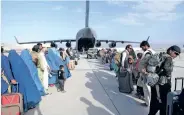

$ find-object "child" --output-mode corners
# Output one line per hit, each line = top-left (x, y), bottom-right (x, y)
(135, 53), (143, 71)
(135, 53), (144, 99)
(57, 65), (66, 93)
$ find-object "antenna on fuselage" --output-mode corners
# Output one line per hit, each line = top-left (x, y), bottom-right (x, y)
(85, 0), (89, 28)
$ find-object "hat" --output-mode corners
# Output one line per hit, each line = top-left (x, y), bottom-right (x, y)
(170, 45), (181, 54)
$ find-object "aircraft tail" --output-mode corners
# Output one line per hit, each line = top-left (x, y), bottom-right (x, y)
(85, 0), (89, 28)
(14, 36), (20, 44)
(146, 36), (150, 42)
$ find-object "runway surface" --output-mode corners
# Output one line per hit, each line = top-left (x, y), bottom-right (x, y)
(25, 54), (184, 115)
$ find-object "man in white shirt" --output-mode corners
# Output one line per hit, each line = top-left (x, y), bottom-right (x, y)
(121, 44), (133, 70)
(138, 41), (156, 106)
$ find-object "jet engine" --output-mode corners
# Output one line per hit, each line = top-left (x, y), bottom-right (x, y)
(66, 42), (71, 48)
(95, 41), (101, 47)
(109, 42), (116, 48)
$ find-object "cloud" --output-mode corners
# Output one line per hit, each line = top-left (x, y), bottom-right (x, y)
(133, 0), (183, 12)
(143, 12), (179, 21)
(107, 0), (124, 5)
(113, 13), (143, 26)
(134, 1), (184, 21)
(107, 0), (137, 7)
(52, 6), (64, 11)
(110, 0), (184, 24)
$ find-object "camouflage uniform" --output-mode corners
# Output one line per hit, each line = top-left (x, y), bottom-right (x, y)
(148, 54), (173, 115)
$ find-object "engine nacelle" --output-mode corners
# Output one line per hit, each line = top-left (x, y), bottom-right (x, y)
(109, 42), (116, 48)
(95, 41), (101, 47)
(66, 42), (71, 48)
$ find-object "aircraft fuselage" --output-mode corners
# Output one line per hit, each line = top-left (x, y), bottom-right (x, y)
(76, 27), (96, 52)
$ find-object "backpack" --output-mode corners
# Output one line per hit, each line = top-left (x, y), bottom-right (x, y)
(138, 50), (153, 73)
(147, 52), (166, 73)
(139, 52), (167, 86)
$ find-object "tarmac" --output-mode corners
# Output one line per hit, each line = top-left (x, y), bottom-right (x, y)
(25, 53), (184, 115)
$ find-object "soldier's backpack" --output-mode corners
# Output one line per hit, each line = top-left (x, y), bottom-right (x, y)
(140, 52), (168, 86)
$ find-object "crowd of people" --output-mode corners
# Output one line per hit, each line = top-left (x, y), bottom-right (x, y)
(98, 41), (183, 115)
(1, 42), (75, 112)
(1, 41), (183, 115)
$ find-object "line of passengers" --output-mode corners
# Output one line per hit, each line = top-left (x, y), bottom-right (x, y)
(98, 41), (181, 115)
(1, 43), (74, 112)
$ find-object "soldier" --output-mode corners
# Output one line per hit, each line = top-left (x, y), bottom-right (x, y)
(148, 45), (181, 115)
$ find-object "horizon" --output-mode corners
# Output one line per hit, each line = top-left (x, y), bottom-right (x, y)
(2, 41), (184, 49)
(1, 1), (184, 45)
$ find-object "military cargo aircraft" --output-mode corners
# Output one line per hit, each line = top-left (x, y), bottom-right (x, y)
(15, 0), (149, 52)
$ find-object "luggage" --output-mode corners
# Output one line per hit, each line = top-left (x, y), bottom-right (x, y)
(118, 70), (134, 93)
(178, 89), (184, 114)
(1, 83), (23, 115)
(166, 77), (184, 115)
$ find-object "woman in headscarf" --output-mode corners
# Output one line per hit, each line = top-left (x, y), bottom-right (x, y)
(39, 47), (50, 91)
(112, 50), (121, 77)
(31, 45), (45, 87)
(20, 49), (46, 96)
(1, 68), (10, 94)
(45, 51), (58, 87)
(8, 50), (41, 112)
(99, 49), (106, 64)
(1, 47), (17, 93)
(129, 48), (137, 61)
(118, 55), (134, 93)
(46, 43), (62, 86)
(60, 51), (71, 78)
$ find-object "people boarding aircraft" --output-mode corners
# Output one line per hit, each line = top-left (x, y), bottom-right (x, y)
(14, 0), (149, 52)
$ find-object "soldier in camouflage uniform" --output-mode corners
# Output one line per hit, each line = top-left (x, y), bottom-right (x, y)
(148, 45), (181, 115)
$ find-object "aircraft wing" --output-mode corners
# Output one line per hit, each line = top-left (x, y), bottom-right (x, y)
(14, 36), (76, 44)
(97, 36), (150, 44)
(97, 40), (141, 44)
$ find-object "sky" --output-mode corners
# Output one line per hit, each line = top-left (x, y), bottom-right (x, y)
(1, 0), (184, 48)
